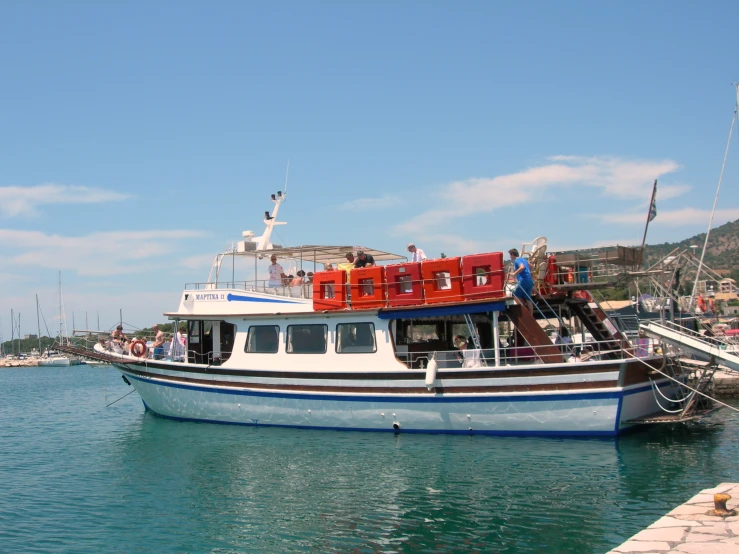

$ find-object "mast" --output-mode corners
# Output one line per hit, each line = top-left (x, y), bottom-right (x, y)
(36, 294), (42, 353)
(689, 84), (739, 311)
(58, 271), (64, 345)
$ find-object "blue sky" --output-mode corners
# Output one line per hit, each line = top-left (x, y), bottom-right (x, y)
(2, 1), (739, 340)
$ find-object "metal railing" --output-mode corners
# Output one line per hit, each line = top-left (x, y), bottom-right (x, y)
(395, 337), (650, 369)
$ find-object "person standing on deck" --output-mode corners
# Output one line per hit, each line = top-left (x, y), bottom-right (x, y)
(354, 250), (375, 267)
(267, 255), (287, 288)
(407, 243), (427, 262)
(152, 324), (165, 360)
(509, 248), (534, 313)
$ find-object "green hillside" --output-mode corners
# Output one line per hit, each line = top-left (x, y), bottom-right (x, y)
(643, 218), (739, 281)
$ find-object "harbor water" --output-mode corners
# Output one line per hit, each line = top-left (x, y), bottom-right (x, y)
(1, 365), (738, 553)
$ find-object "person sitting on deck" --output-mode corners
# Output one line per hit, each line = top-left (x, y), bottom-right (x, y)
(290, 270), (306, 286)
(111, 325), (127, 348)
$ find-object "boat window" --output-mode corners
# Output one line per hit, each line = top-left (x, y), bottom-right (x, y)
(287, 324), (327, 354)
(336, 323), (376, 353)
(409, 324), (440, 342)
(245, 325), (280, 353)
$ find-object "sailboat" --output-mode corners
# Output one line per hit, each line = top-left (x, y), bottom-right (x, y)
(39, 273), (81, 367)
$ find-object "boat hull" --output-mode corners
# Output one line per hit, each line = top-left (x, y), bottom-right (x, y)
(38, 357), (82, 367)
(121, 368), (676, 437)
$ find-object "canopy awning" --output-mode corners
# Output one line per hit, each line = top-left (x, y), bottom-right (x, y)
(226, 244), (407, 266)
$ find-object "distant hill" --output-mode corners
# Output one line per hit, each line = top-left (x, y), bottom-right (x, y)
(643, 218), (739, 281)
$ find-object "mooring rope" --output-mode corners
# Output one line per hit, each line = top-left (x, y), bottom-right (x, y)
(626, 348), (739, 414)
(103, 388), (137, 409)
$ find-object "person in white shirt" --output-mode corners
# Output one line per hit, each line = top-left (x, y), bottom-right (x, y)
(455, 336), (482, 368)
(407, 243), (427, 262)
(268, 255), (286, 287)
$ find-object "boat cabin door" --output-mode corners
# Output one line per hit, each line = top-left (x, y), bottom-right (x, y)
(187, 320), (236, 365)
(187, 321), (212, 364)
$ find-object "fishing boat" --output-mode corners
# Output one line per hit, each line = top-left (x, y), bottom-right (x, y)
(59, 187), (708, 437)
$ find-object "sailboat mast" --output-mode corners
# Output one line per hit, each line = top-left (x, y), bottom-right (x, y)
(36, 294), (42, 353)
(689, 84), (739, 309)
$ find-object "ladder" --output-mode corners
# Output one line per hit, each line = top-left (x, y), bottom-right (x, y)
(463, 313), (487, 366)
(566, 300), (624, 359)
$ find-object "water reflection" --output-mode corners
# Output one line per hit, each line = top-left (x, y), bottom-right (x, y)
(2, 366), (738, 554)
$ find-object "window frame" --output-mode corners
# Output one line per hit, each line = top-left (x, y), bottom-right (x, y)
(244, 325), (280, 354)
(286, 324), (328, 354)
(335, 322), (377, 354)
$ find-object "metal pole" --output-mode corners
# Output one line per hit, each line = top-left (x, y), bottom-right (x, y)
(689, 90), (737, 311)
(36, 294), (42, 354)
(493, 311), (500, 367)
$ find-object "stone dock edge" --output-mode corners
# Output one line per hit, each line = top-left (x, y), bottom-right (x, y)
(608, 482), (739, 553)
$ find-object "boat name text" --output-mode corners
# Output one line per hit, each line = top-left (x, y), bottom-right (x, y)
(194, 293), (225, 301)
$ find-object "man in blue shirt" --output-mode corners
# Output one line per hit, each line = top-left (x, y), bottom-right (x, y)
(509, 248), (534, 312)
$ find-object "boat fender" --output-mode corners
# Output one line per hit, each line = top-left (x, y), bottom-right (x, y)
(121, 375), (131, 386)
(130, 339), (148, 358)
(425, 354), (438, 389)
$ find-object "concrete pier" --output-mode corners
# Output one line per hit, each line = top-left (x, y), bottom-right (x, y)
(0, 358), (40, 368)
(714, 369), (739, 396)
(609, 483), (739, 553)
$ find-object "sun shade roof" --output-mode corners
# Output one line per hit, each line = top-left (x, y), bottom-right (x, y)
(232, 244), (407, 265)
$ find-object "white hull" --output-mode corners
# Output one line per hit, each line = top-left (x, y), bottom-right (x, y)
(121, 368), (676, 437)
(38, 356), (82, 367)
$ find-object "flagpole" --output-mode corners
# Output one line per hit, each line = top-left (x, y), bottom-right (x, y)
(640, 179), (658, 249)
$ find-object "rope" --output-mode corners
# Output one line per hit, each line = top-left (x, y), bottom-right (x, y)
(103, 388), (137, 409)
(625, 348), (739, 414)
(649, 381), (686, 413)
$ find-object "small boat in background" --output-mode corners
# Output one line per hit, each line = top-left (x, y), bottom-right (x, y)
(38, 350), (81, 367)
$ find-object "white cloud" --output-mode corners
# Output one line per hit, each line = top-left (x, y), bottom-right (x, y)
(395, 155), (682, 236)
(0, 228), (209, 276)
(0, 184), (129, 217)
(602, 208), (739, 226)
(179, 254), (218, 270)
(338, 195), (400, 211)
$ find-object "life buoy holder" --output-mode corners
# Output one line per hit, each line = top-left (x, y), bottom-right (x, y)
(130, 339), (148, 358)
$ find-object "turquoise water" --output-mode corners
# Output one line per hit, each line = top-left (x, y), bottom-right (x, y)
(1, 366), (738, 553)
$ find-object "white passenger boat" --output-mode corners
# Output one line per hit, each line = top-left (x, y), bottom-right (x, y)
(64, 190), (698, 437)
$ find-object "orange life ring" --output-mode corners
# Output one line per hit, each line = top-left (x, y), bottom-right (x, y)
(130, 339), (148, 358)
(697, 295), (707, 312)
